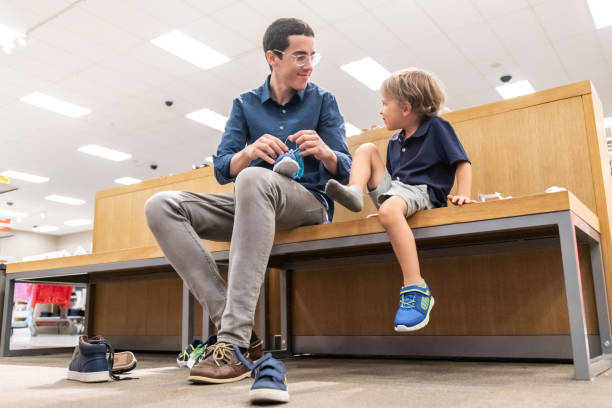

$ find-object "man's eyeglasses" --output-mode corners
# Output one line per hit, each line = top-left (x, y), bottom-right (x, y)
(273, 49), (322, 67)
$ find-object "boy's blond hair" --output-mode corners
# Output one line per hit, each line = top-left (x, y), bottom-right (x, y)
(381, 68), (445, 117)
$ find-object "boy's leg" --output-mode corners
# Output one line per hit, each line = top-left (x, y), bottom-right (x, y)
(145, 191), (235, 329)
(378, 195), (434, 331)
(325, 142), (386, 212)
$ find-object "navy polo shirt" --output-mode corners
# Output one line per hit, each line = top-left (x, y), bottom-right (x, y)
(386, 115), (469, 208)
(213, 76), (352, 220)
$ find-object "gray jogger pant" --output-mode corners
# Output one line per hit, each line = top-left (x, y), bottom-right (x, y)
(144, 167), (327, 348)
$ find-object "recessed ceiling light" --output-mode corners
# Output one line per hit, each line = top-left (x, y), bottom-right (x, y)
(340, 57), (391, 91)
(64, 219), (92, 227)
(32, 225), (58, 233)
(151, 30), (230, 70)
(0, 23), (26, 54)
(45, 195), (85, 206)
(20, 92), (90, 118)
(0, 170), (49, 183)
(186, 108), (228, 131)
(345, 123), (362, 137)
(587, 0), (612, 29)
(495, 80), (535, 99)
(604, 117), (612, 129)
(78, 144), (132, 161)
(114, 177), (142, 185)
(0, 209), (28, 218)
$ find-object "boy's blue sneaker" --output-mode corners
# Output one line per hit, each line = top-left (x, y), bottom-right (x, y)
(273, 148), (304, 180)
(394, 281), (435, 332)
(234, 346), (289, 404)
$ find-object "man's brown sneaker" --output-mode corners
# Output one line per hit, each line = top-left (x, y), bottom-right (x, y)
(248, 338), (263, 361)
(188, 342), (252, 384)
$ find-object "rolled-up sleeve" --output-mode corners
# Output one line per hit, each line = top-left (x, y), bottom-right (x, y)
(318, 93), (352, 184)
(213, 98), (248, 184)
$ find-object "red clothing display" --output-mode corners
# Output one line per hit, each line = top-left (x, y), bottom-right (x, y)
(13, 283), (73, 309)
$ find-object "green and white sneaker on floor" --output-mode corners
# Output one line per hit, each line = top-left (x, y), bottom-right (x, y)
(177, 339), (204, 368)
(187, 335), (218, 369)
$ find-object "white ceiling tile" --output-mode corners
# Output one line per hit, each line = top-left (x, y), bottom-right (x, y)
(532, 0), (596, 41)
(209, 2), (270, 43)
(416, 0), (484, 31)
(300, 0), (366, 23)
(334, 11), (406, 58)
(471, 0), (530, 19)
(181, 0), (241, 15)
(565, 61), (612, 89)
(554, 31), (606, 71)
(182, 15), (259, 58)
(313, 26), (368, 67)
(129, 0), (203, 25)
(242, 0), (329, 32)
(489, 8), (549, 53)
(371, 0), (442, 43)
(599, 26), (612, 61)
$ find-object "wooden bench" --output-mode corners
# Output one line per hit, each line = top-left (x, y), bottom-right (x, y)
(2, 191), (611, 379)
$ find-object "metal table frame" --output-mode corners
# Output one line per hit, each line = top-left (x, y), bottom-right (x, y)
(2, 209), (611, 379)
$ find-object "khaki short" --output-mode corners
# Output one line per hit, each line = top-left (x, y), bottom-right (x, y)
(367, 171), (433, 217)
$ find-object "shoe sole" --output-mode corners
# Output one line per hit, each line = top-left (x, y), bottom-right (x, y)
(67, 370), (109, 383)
(113, 360), (137, 374)
(325, 179), (362, 212)
(112, 351), (137, 374)
(187, 371), (251, 384)
(250, 389), (290, 403)
(273, 157), (299, 178)
(394, 297), (435, 332)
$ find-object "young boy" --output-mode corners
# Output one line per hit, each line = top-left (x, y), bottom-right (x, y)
(325, 68), (475, 331)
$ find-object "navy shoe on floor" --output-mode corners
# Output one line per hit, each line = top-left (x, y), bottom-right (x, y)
(234, 346), (289, 404)
(67, 336), (124, 382)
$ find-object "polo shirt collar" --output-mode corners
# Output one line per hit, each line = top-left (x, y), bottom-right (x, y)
(259, 75), (305, 104)
(392, 116), (434, 142)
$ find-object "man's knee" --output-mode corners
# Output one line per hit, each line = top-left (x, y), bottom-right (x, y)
(144, 191), (179, 226)
(234, 167), (276, 197)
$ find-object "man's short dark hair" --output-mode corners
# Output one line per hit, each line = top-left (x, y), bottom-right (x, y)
(263, 18), (314, 56)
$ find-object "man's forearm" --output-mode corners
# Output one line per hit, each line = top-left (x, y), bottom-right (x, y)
(455, 162), (472, 197)
(229, 148), (252, 178)
(320, 150), (338, 176)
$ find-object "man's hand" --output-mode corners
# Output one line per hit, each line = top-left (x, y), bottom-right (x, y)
(288, 130), (334, 162)
(447, 194), (477, 206)
(245, 134), (288, 165)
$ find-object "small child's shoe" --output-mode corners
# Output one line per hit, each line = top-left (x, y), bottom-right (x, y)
(233, 346), (290, 403)
(394, 281), (435, 332)
(273, 149), (304, 180)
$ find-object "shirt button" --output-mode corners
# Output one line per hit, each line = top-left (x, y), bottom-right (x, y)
(402, 148), (406, 152)
(282, 109), (286, 114)
(280, 125), (284, 130)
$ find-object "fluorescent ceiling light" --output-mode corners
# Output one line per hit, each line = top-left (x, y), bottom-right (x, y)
(1, 170), (49, 183)
(587, 0), (612, 29)
(45, 195), (85, 206)
(0, 23), (26, 54)
(604, 117), (612, 129)
(20, 92), (90, 118)
(0, 209), (28, 218)
(114, 177), (142, 185)
(204, 156), (213, 164)
(340, 57), (391, 91)
(345, 123), (362, 137)
(64, 219), (92, 227)
(32, 225), (58, 233)
(495, 80), (535, 99)
(151, 30), (230, 70)
(78, 144), (132, 161)
(186, 108), (228, 131)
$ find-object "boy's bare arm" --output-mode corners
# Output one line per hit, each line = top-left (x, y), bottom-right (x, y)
(448, 161), (477, 206)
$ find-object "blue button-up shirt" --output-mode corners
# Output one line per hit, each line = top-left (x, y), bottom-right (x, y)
(213, 76), (352, 220)
(386, 115), (469, 208)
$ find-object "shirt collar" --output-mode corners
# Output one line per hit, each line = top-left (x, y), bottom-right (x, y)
(259, 75), (305, 104)
(391, 116), (434, 142)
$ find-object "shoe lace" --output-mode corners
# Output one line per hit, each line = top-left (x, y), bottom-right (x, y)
(208, 342), (238, 367)
(400, 292), (417, 309)
(89, 337), (136, 381)
(233, 346), (285, 383)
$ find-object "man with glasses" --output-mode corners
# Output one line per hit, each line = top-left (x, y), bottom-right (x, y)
(145, 18), (351, 384)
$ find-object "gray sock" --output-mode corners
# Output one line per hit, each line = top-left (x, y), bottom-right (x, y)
(325, 179), (363, 212)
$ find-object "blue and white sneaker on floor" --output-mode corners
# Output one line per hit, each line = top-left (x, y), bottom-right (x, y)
(394, 281), (435, 332)
(67, 336), (115, 382)
(234, 346), (289, 404)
